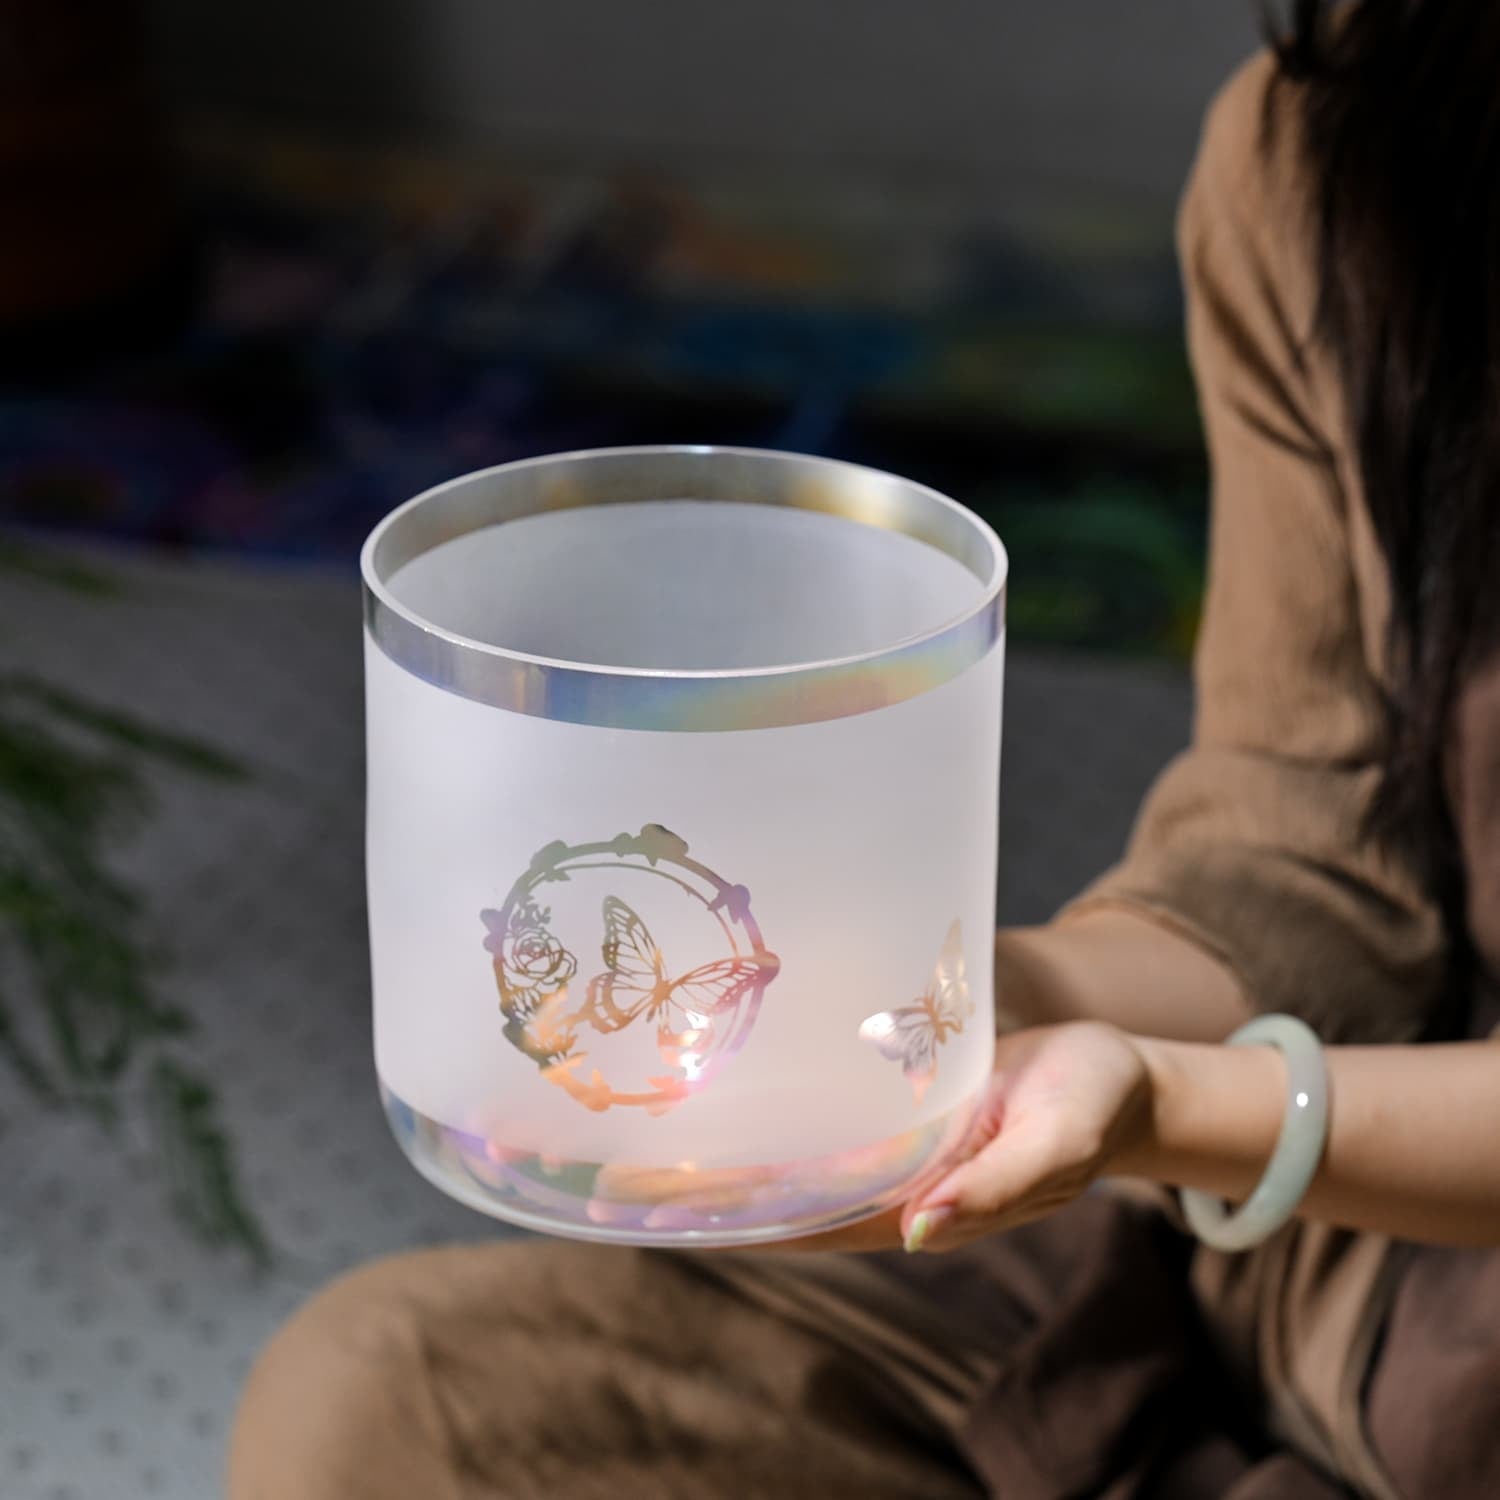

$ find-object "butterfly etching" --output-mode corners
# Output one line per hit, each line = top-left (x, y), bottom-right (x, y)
(858, 920), (971, 1104)
(580, 896), (780, 1083)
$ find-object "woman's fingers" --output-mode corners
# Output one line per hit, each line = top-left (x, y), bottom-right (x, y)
(902, 1114), (1105, 1251)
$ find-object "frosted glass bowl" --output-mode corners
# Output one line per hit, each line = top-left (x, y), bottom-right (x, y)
(361, 446), (1007, 1246)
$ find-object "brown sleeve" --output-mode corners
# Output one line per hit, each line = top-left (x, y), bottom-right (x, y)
(1062, 56), (1445, 1045)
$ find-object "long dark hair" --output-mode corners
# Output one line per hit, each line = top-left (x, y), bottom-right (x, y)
(1267, 2), (1500, 944)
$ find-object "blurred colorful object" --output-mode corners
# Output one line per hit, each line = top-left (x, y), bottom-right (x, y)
(984, 487), (1205, 660)
(0, 127), (1206, 657)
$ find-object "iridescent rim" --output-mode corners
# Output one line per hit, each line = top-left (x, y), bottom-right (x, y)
(361, 446), (1006, 731)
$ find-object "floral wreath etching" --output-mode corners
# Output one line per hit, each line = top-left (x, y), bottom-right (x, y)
(480, 824), (781, 1115)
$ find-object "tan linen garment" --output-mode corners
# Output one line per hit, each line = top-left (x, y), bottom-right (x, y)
(1065, 48), (1500, 1500)
(231, 52), (1500, 1500)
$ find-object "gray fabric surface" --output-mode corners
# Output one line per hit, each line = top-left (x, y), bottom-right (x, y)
(0, 543), (1190, 1499)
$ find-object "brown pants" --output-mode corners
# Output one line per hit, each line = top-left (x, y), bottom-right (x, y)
(228, 1239), (997, 1500)
(228, 1199), (1349, 1499)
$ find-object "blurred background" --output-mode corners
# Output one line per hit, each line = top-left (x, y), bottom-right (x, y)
(3, 0), (1261, 651)
(0, 3), (1257, 1496)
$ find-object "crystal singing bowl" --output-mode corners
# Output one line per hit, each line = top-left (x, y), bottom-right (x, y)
(361, 446), (1007, 1246)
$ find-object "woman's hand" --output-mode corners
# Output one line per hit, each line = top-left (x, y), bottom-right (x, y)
(742, 1021), (1156, 1256)
(579, 1023), (1154, 1256)
(899, 1021), (1154, 1253)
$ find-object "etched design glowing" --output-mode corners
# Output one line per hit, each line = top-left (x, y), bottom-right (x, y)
(858, 920), (971, 1104)
(482, 825), (780, 1115)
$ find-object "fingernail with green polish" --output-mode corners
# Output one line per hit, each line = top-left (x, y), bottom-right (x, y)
(904, 1209), (946, 1253)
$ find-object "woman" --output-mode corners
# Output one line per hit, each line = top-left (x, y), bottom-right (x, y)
(231, 5), (1500, 1496)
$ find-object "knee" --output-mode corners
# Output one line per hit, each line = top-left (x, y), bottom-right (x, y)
(227, 1251), (453, 1500)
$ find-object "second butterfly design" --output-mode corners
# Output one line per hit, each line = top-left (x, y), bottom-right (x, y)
(858, 920), (971, 1103)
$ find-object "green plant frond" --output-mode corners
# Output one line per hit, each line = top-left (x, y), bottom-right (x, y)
(0, 713), (147, 842)
(148, 1059), (270, 1269)
(1, 869), (185, 1085)
(0, 538), (122, 597)
(3, 677), (250, 782)
(0, 982), (62, 1102)
(0, 624), (267, 1260)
